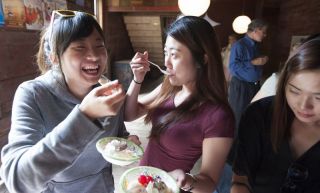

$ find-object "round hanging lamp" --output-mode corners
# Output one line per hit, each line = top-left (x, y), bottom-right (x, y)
(178, 0), (211, 16)
(232, 15), (251, 34)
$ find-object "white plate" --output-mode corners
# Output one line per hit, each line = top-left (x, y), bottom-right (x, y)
(96, 137), (143, 166)
(119, 166), (180, 193)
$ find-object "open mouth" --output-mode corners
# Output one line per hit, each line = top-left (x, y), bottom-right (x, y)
(82, 65), (99, 75)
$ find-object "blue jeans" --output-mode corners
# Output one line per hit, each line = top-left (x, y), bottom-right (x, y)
(215, 164), (232, 193)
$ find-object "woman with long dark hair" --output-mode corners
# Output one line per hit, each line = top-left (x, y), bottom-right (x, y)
(125, 16), (235, 192)
(231, 36), (320, 193)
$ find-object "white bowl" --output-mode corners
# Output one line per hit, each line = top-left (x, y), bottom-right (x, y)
(119, 166), (180, 193)
(96, 137), (143, 166)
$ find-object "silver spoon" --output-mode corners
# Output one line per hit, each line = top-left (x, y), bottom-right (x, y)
(148, 60), (170, 75)
(98, 74), (111, 85)
(98, 75), (120, 94)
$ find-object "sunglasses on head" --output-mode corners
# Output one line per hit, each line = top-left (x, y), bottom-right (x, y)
(48, 10), (96, 45)
(280, 163), (308, 193)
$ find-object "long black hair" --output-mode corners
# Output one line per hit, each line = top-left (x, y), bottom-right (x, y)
(271, 36), (320, 151)
(146, 16), (234, 139)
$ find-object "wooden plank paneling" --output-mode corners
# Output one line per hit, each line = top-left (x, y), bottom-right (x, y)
(124, 15), (164, 70)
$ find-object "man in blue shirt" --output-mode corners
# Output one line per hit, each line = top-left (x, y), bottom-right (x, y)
(228, 19), (268, 128)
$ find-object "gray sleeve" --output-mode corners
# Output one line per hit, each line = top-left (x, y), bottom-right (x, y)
(0, 85), (104, 193)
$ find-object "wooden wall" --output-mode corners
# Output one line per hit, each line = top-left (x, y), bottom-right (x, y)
(0, 29), (39, 149)
(104, 12), (134, 72)
(273, 0), (320, 70)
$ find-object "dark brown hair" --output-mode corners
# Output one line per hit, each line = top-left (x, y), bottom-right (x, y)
(271, 37), (320, 151)
(145, 16), (234, 139)
(36, 11), (106, 74)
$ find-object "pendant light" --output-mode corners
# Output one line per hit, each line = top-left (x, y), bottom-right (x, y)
(178, 0), (211, 16)
(232, 0), (251, 34)
(232, 15), (251, 34)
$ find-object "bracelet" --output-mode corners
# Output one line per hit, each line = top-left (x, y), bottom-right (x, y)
(231, 181), (253, 193)
(181, 173), (197, 192)
(133, 79), (142, 84)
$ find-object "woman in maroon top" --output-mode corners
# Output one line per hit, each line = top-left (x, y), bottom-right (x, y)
(125, 16), (235, 193)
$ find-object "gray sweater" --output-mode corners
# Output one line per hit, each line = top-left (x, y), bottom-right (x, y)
(0, 70), (129, 193)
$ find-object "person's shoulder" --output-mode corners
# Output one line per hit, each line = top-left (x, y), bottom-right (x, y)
(201, 102), (233, 119)
(200, 102), (235, 135)
(19, 75), (46, 88)
(247, 96), (274, 115)
(239, 97), (273, 135)
(13, 75), (51, 104)
(250, 95), (273, 107)
(18, 74), (49, 95)
(232, 37), (247, 49)
(201, 101), (225, 111)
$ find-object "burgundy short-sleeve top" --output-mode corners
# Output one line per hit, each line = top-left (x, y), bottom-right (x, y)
(140, 97), (234, 172)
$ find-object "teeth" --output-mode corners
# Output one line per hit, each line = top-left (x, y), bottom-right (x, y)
(83, 66), (98, 70)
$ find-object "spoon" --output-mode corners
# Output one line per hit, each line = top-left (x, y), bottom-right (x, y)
(98, 75), (121, 94)
(148, 60), (170, 75)
(98, 74), (111, 85)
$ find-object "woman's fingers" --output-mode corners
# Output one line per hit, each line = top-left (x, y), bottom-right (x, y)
(79, 80), (127, 119)
(129, 52), (150, 83)
(130, 52), (149, 67)
(127, 135), (142, 146)
(96, 80), (123, 96)
(97, 82), (126, 106)
(102, 90), (126, 105)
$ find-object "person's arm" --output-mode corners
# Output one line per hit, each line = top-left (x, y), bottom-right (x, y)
(229, 43), (252, 76)
(170, 137), (233, 193)
(197, 137), (233, 192)
(170, 107), (234, 193)
(0, 85), (105, 193)
(229, 42), (263, 81)
(251, 56), (268, 66)
(1, 80), (127, 193)
(125, 80), (162, 122)
(230, 174), (252, 193)
(125, 51), (161, 121)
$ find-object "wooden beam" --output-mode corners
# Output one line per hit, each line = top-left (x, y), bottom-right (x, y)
(94, 0), (104, 29)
